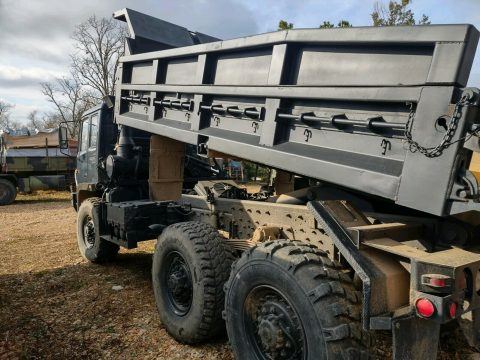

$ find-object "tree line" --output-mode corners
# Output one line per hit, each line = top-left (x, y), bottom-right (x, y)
(279, 0), (429, 29)
(0, 0), (429, 136)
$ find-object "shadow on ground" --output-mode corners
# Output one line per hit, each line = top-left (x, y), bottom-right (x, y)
(0, 251), (232, 359)
(0, 251), (153, 358)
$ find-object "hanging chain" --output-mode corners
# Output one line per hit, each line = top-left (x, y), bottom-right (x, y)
(404, 96), (469, 158)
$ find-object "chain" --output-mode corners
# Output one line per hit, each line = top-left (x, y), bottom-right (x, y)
(404, 98), (468, 158)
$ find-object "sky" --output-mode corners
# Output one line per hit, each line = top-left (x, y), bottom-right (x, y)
(1, 0), (480, 124)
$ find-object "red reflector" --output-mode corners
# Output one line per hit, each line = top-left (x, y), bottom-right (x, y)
(449, 302), (457, 318)
(416, 298), (435, 318)
(421, 274), (450, 288)
(429, 277), (446, 287)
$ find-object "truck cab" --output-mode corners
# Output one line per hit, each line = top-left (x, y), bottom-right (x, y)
(70, 97), (223, 210)
(72, 98), (150, 209)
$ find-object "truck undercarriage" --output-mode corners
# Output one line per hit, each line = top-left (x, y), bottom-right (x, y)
(64, 8), (480, 359)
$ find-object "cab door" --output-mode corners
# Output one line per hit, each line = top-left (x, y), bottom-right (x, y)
(76, 117), (90, 184)
(86, 113), (99, 184)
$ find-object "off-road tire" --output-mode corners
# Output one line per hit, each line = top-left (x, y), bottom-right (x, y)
(152, 221), (234, 344)
(224, 239), (373, 359)
(0, 179), (16, 206)
(77, 197), (119, 262)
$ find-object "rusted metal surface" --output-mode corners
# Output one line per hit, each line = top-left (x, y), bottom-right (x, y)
(363, 237), (480, 267)
(349, 222), (423, 245)
(182, 194), (335, 256)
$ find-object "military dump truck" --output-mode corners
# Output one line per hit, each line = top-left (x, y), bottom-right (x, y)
(0, 129), (76, 205)
(61, 8), (480, 359)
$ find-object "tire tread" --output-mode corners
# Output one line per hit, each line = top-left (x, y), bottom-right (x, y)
(225, 239), (375, 359)
(154, 221), (234, 343)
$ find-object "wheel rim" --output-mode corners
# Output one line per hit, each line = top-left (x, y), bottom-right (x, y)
(164, 251), (193, 316)
(82, 215), (96, 249)
(244, 286), (306, 360)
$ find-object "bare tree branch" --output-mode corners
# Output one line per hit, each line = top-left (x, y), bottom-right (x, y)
(0, 100), (15, 130)
(70, 16), (126, 97)
(40, 15), (125, 138)
(41, 77), (95, 138)
(27, 110), (41, 130)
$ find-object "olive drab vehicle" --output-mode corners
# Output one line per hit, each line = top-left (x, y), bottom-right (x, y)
(60, 8), (480, 359)
(0, 129), (76, 205)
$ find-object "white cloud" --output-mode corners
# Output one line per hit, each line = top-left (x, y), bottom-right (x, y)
(0, 65), (65, 86)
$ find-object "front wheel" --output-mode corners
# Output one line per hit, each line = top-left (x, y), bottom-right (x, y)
(77, 198), (119, 262)
(224, 240), (373, 359)
(0, 179), (16, 206)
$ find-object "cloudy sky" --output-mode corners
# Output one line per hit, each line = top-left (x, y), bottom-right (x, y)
(1, 0), (480, 124)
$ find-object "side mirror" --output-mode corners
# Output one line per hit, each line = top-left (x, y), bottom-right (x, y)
(58, 124), (69, 150)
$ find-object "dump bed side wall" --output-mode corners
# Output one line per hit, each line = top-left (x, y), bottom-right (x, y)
(114, 25), (480, 216)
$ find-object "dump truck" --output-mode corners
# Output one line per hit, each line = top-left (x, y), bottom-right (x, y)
(0, 129), (76, 205)
(60, 8), (480, 359)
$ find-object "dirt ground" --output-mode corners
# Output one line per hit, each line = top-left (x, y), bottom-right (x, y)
(0, 191), (478, 359)
(0, 192), (232, 359)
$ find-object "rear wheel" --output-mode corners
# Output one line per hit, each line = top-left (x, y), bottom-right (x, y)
(225, 239), (373, 359)
(0, 179), (16, 206)
(152, 221), (234, 344)
(77, 197), (119, 262)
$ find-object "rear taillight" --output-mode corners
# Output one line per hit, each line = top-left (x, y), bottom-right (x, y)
(416, 298), (435, 318)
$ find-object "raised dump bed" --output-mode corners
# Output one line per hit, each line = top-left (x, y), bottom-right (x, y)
(114, 16), (480, 217)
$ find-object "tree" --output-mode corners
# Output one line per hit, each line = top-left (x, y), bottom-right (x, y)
(41, 15), (126, 138)
(319, 21), (334, 29)
(337, 20), (353, 28)
(278, 20), (294, 30)
(0, 100), (16, 130)
(27, 110), (59, 131)
(27, 110), (41, 130)
(41, 77), (95, 138)
(320, 20), (352, 29)
(371, 0), (430, 26)
(41, 112), (65, 131)
(70, 15), (127, 98)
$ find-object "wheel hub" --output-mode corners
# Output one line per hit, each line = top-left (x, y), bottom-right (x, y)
(83, 217), (96, 249)
(167, 260), (191, 304)
(245, 288), (305, 360)
(257, 313), (286, 351)
(165, 253), (192, 315)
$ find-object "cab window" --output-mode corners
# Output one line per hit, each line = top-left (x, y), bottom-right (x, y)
(89, 114), (99, 149)
(80, 118), (89, 152)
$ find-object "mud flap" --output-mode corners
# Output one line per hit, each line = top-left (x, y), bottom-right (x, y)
(393, 315), (440, 360)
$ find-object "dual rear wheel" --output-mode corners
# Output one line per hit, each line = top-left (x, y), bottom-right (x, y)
(152, 224), (371, 359)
